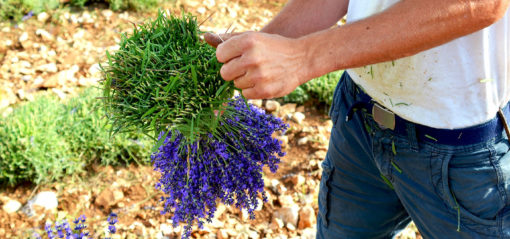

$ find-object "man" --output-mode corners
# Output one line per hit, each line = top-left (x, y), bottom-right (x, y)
(205, 0), (510, 238)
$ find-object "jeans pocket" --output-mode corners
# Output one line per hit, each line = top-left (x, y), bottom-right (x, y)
(319, 157), (335, 227)
(328, 74), (345, 125)
(439, 144), (507, 227)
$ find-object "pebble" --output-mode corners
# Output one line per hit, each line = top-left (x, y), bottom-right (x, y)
(19, 32), (31, 49)
(298, 206), (316, 229)
(297, 137), (308, 146)
(204, 0), (215, 8)
(276, 135), (288, 148)
(265, 100), (280, 112)
(197, 7), (207, 14)
(279, 103), (296, 116)
(291, 112), (306, 124)
(290, 175), (305, 188)
(273, 205), (299, 227)
(270, 217), (284, 229)
(217, 229), (228, 239)
(22, 191), (58, 216)
(286, 223), (296, 231)
(37, 12), (50, 22)
(102, 10), (114, 20)
(301, 227), (317, 239)
(248, 99), (262, 108)
(95, 188), (124, 209)
(159, 223), (172, 235)
(278, 195), (294, 207)
(2, 199), (22, 213)
(36, 29), (54, 41)
(37, 63), (58, 73)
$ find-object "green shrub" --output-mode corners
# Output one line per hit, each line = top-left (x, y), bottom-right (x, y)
(0, 88), (152, 186)
(0, 0), (160, 21)
(0, 0), (59, 20)
(281, 70), (343, 107)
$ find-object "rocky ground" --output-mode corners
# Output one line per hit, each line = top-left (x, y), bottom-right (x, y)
(0, 0), (422, 238)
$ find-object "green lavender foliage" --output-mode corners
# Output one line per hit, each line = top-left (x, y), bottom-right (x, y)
(101, 11), (235, 146)
(0, 0), (59, 20)
(0, 0), (160, 20)
(281, 70), (343, 107)
(0, 88), (151, 186)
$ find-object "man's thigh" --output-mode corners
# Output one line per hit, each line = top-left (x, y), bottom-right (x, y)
(385, 131), (510, 238)
(316, 76), (410, 239)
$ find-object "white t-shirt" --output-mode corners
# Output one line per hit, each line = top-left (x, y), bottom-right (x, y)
(346, 1), (510, 129)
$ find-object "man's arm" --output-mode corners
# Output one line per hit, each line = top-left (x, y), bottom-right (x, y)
(303, 0), (510, 80)
(213, 0), (509, 99)
(261, 0), (349, 37)
(204, 0), (348, 46)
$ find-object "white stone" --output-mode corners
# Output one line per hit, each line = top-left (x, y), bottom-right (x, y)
(254, 197), (264, 211)
(204, 0), (215, 8)
(265, 100), (280, 112)
(2, 199), (21, 213)
(102, 10), (113, 20)
(280, 103), (297, 116)
(291, 112), (306, 124)
(21, 75), (31, 82)
(286, 223), (296, 231)
(159, 223), (173, 235)
(37, 12), (50, 22)
(36, 29), (54, 41)
(297, 137), (308, 146)
(278, 195), (294, 207)
(18, 32), (30, 48)
(197, 7), (206, 14)
(22, 191), (58, 216)
(19, 32), (28, 42)
(37, 63), (58, 73)
(31, 191), (58, 210)
(248, 99), (262, 108)
(276, 135), (288, 148)
(301, 227), (317, 239)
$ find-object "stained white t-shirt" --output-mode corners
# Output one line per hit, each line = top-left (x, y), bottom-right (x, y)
(346, 1), (510, 129)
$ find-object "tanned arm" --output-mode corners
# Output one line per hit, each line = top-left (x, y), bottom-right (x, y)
(210, 0), (509, 99)
(260, 0), (349, 37)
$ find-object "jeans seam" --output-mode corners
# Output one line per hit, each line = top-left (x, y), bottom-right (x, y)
(488, 143), (506, 237)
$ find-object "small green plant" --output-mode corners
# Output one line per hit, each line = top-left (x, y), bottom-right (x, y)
(0, 88), (151, 186)
(0, 0), (160, 21)
(0, 0), (59, 21)
(281, 70), (343, 108)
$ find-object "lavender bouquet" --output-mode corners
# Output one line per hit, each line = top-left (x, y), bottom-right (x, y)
(101, 11), (287, 238)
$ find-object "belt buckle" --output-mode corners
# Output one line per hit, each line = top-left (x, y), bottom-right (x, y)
(372, 103), (395, 130)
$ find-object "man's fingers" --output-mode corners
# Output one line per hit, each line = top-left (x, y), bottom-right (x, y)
(203, 32), (243, 48)
(203, 32), (223, 48)
(220, 56), (248, 81)
(233, 76), (254, 89)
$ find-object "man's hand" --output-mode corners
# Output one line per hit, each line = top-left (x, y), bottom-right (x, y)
(205, 32), (309, 99)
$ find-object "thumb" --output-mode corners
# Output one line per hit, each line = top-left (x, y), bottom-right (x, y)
(203, 32), (242, 48)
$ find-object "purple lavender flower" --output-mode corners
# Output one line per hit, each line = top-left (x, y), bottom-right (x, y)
(107, 212), (118, 234)
(152, 97), (288, 238)
(42, 214), (112, 239)
(21, 11), (33, 21)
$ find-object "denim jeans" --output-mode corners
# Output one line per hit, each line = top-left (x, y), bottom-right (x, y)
(316, 72), (510, 239)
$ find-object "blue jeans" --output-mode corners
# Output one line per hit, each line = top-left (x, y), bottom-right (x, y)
(317, 72), (510, 238)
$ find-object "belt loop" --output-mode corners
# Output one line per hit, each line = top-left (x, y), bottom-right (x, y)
(497, 108), (510, 143)
(406, 122), (419, 152)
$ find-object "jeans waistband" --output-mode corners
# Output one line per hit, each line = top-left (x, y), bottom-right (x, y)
(342, 72), (510, 146)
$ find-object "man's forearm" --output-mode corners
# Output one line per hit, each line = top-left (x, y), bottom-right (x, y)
(261, 0), (349, 38)
(300, 0), (509, 80)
